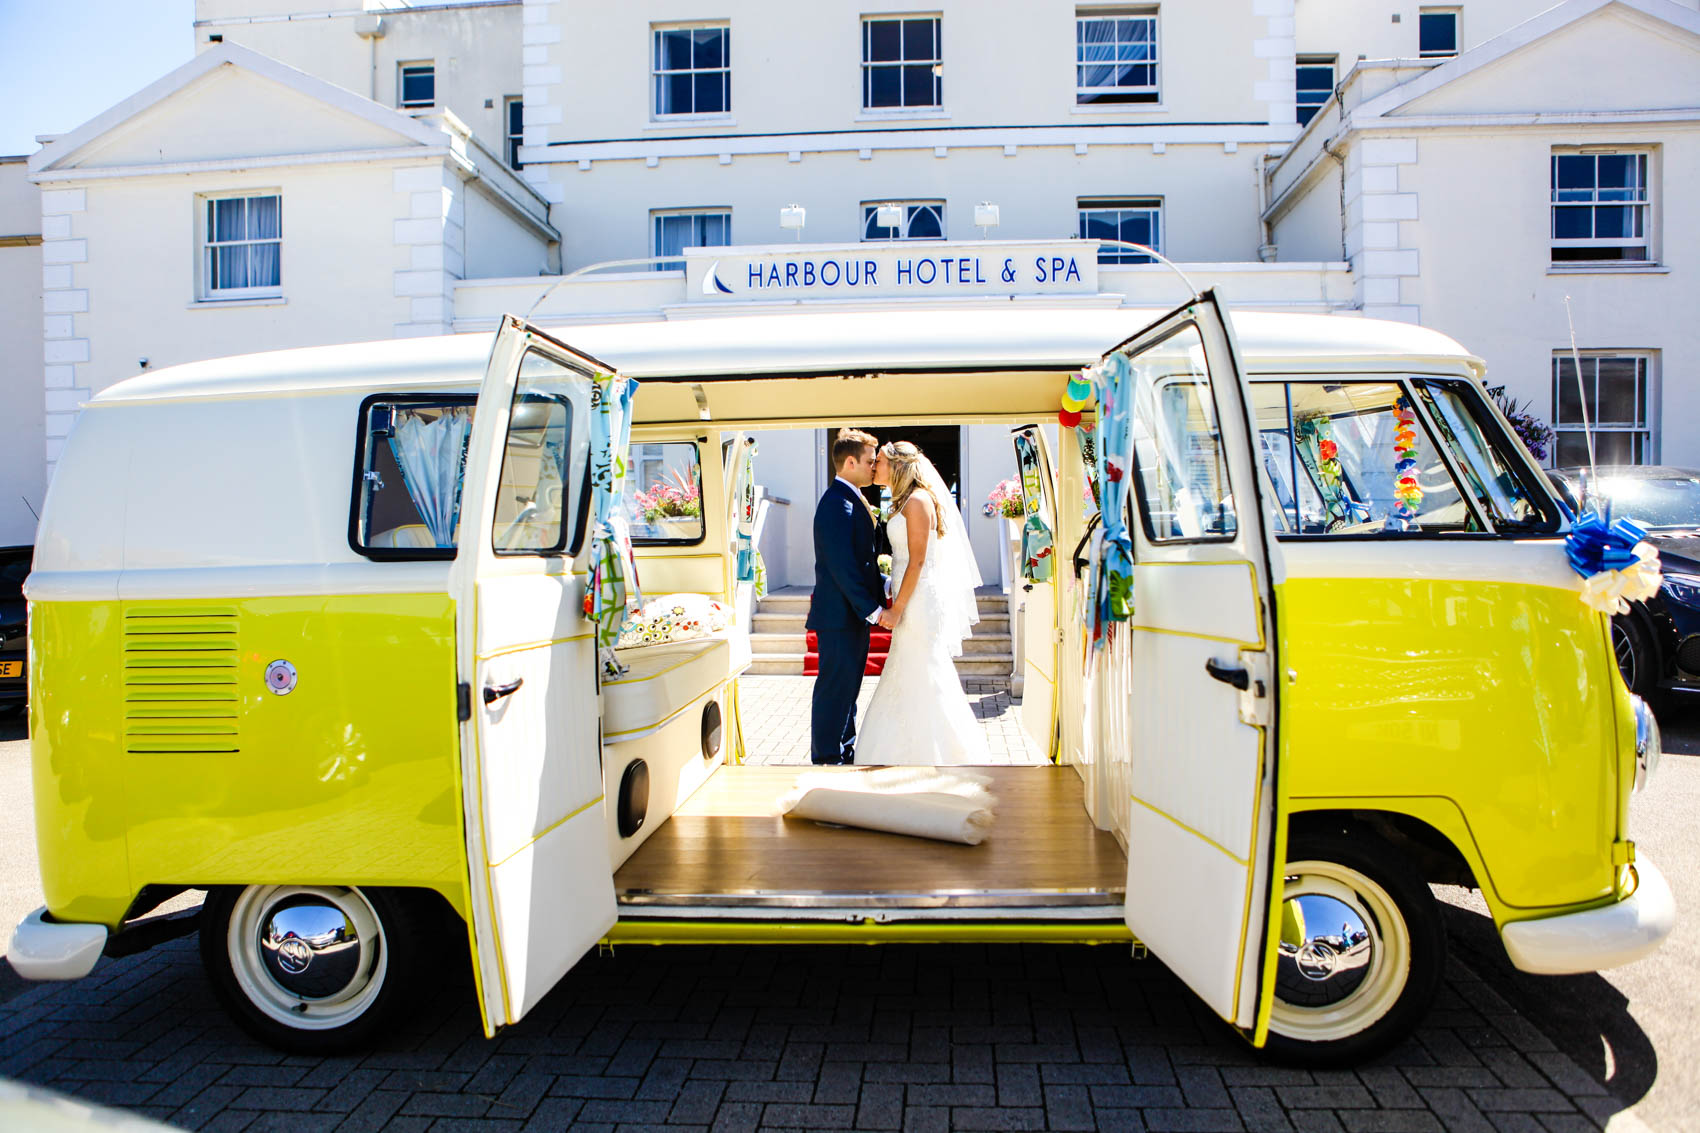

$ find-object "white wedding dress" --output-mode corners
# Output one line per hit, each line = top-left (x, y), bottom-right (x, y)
(854, 507), (992, 766)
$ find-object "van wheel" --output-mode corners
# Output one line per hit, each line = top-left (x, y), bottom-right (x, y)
(1264, 833), (1444, 1066)
(200, 885), (423, 1054)
(1612, 614), (1657, 700)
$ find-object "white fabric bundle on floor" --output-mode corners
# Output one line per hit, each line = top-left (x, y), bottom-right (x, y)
(777, 767), (998, 845)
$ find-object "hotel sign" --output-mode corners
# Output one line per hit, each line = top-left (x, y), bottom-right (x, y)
(684, 239), (1100, 302)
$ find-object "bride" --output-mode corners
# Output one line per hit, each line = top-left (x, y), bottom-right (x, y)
(855, 441), (992, 766)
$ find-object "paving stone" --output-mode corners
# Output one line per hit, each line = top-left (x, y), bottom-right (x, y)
(1142, 1108), (1247, 1132)
(947, 1106), (1045, 1130)
(1339, 1114), (1445, 1133)
(856, 1081), (904, 1130)
(761, 1102), (857, 1127)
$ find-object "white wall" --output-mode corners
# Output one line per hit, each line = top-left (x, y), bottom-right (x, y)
(1294, 0), (1698, 65)
(0, 159), (44, 543)
(464, 179), (553, 279)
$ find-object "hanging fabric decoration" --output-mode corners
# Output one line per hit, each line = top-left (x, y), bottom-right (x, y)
(1088, 352), (1135, 649)
(1565, 503), (1663, 614)
(1293, 413), (1368, 531)
(1013, 428), (1055, 583)
(587, 373), (642, 678)
(1076, 423), (1101, 512)
(734, 439), (760, 583)
(1385, 396), (1424, 531)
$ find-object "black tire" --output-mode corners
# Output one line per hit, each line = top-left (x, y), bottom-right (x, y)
(1611, 614), (1658, 700)
(200, 884), (426, 1054)
(1262, 830), (1445, 1067)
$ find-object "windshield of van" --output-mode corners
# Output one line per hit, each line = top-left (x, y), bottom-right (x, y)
(1415, 381), (1556, 531)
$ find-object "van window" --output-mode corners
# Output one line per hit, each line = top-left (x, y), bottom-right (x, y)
(1129, 324), (1236, 542)
(351, 396), (476, 558)
(1415, 381), (1559, 531)
(492, 351), (593, 556)
(1252, 381), (1483, 536)
(625, 442), (705, 544)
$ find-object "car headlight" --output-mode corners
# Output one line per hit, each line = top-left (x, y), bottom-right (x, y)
(1632, 694), (1661, 793)
(1662, 572), (1700, 609)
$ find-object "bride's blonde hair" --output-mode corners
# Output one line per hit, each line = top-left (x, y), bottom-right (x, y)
(882, 441), (948, 535)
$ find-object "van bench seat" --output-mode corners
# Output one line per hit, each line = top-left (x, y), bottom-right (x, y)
(603, 634), (750, 744)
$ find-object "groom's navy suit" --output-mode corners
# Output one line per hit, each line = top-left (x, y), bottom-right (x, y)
(808, 477), (886, 765)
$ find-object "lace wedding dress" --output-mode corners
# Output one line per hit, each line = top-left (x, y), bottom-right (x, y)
(854, 509), (992, 766)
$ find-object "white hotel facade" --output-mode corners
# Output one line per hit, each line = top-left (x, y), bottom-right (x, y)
(2, 0), (1696, 585)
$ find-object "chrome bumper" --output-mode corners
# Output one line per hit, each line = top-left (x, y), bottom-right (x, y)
(1500, 858), (1676, 975)
(8, 906), (107, 980)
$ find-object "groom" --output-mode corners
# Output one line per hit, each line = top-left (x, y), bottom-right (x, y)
(808, 429), (893, 765)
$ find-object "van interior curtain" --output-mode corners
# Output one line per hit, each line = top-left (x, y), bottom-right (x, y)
(388, 406), (473, 547)
(590, 374), (643, 676)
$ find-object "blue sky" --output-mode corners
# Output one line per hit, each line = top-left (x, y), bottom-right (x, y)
(0, 0), (195, 156)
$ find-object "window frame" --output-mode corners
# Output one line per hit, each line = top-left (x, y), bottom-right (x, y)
(198, 190), (283, 302)
(1551, 351), (1659, 467)
(1550, 148), (1654, 266)
(398, 61), (435, 108)
(1295, 55), (1336, 127)
(652, 22), (732, 120)
(491, 374), (591, 559)
(651, 208), (733, 272)
(625, 440), (709, 547)
(504, 96), (524, 169)
(1417, 8), (1460, 58)
(861, 14), (943, 111)
(1075, 6), (1160, 106)
(860, 200), (946, 241)
(347, 392), (478, 562)
(1078, 196), (1163, 264)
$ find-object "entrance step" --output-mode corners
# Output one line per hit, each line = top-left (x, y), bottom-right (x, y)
(747, 653), (1015, 677)
(749, 585), (1016, 678)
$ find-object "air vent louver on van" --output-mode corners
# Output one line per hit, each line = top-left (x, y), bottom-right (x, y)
(123, 607), (241, 755)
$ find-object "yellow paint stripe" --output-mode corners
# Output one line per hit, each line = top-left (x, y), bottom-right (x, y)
(604, 680), (731, 739)
(604, 920), (1137, 945)
(1128, 793), (1249, 867)
(490, 794), (606, 870)
(1132, 624), (1256, 647)
(480, 632), (595, 661)
(605, 646), (727, 685)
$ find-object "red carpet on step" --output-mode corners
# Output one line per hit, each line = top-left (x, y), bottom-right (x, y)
(802, 629), (890, 675)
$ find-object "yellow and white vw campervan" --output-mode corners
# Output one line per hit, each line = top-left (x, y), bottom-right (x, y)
(14, 293), (1671, 1065)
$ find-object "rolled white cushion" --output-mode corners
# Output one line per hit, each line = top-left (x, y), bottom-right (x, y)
(784, 787), (994, 846)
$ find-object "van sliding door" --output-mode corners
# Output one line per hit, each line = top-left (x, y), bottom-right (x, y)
(1101, 292), (1286, 1042)
(451, 315), (620, 1035)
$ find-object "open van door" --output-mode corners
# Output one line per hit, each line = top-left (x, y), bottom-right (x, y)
(1106, 292), (1285, 1039)
(451, 315), (620, 1034)
(1009, 425), (1059, 759)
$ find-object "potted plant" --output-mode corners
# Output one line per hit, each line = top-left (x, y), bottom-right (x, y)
(984, 478), (1026, 592)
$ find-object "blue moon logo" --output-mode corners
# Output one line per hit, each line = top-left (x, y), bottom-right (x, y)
(702, 261), (734, 296)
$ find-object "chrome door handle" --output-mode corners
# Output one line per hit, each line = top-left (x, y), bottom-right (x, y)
(1204, 658), (1249, 691)
(483, 677), (524, 705)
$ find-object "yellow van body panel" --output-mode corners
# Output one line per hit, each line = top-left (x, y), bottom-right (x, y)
(30, 595), (468, 928)
(1279, 575), (1619, 912)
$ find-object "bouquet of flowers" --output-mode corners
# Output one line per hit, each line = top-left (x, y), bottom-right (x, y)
(982, 478), (1025, 519)
(632, 469), (702, 522)
(877, 553), (893, 577)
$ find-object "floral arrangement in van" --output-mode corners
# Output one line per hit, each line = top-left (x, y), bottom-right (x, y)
(1485, 384), (1555, 462)
(983, 478), (1025, 519)
(633, 470), (701, 522)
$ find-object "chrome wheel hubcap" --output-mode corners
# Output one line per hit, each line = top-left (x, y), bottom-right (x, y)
(228, 886), (386, 1030)
(1269, 861), (1410, 1043)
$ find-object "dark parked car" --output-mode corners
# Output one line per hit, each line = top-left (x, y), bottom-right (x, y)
(1547, 467), (1700, 700)
(0, 546), (28, 715)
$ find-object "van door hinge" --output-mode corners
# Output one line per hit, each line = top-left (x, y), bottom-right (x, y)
(1237, 650), (1272, 727)
(457, 682), (472, 722)
(1612, 840), (1636, 867)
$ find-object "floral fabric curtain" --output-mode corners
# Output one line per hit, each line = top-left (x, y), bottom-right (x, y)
(1088, 352), (1135, 648)
(388, 406), (473, 547)
(589, 374), (642, 676)
(1013, 429), (1054, 582)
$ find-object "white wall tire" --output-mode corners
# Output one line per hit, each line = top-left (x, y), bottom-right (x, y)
(1264, 832), (1445, 1066)
(201, 885), (424, 1054)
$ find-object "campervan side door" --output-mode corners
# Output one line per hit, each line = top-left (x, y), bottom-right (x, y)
(1108, 292), (1286, 1040)
(451, 315), (618, 1035)
(1008, 425), (1059, 759)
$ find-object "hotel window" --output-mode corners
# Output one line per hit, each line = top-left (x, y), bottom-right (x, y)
(653, 25), (731, 117)
(1295, 56), (1335, 126)
(201, 192), (281, 300)
(653, 209), (731, 271)
(505, 97), (523, 169)
(1418, 8), (1459, 57)
(399, 62), (435, 108)
(1079, 197), (1162, 264)
(1076, 8), (1158, 104)
(862, 16), (942, 109)
(1551, 150), (1651, 264)
(1553, 353), (1656, 466)
(862, 201), (945, 241)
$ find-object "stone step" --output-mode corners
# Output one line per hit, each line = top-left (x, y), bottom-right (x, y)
(751, 612), (1011, 636)
(745, 653), (1015, 677)
(757, 592), (1010, 616)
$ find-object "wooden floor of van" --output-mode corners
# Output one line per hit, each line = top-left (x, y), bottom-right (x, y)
(614, 766), (1127, 909)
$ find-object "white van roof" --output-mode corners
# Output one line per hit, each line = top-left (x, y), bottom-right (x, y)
(91, 306), (1483, 405)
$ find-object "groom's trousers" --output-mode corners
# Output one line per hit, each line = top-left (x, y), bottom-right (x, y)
(810, 626), (870, 765)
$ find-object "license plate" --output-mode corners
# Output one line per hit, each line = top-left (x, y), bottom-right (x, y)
(0, 661), (20, 678)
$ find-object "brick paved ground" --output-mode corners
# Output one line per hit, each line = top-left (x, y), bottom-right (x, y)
(739, 676), (1043, 766)
(0, 929), (1638, 1131)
